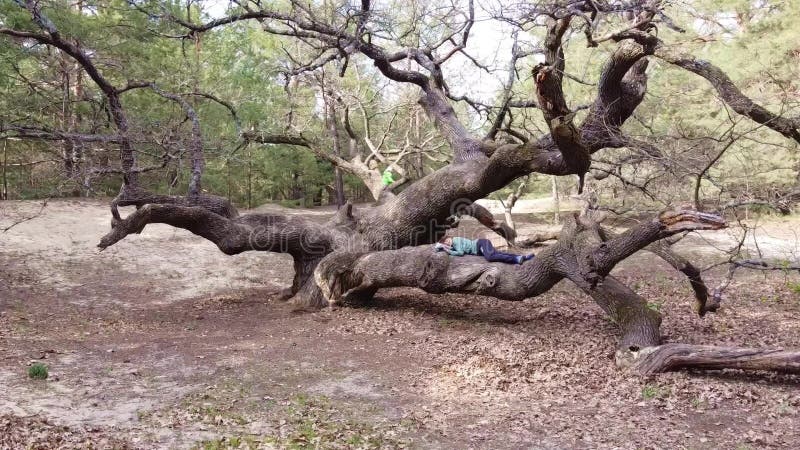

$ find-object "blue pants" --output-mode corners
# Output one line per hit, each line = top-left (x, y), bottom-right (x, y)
(476, 239), (520, 264)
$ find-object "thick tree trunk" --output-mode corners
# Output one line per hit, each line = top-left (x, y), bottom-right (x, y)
(578, 275), (662, 350)
(289, 256), (328, 309)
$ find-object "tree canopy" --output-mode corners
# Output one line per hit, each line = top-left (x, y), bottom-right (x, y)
(1, 0), (797, 209)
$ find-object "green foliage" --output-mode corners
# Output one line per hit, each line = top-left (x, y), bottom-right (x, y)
(0, 0), (797, 210)
(27, 362), (48, 380)
(646, 301), (663, 313)
(198, 436), (258, 450)
(641, 383), (669, 400)
(266, 394), (409, 449)
(641, 384), (658, 400)
(194, 393), (409, 449)
(0, 0), (361, 206)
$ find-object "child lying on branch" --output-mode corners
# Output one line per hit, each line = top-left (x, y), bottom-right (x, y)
(434, 237), (534, 265)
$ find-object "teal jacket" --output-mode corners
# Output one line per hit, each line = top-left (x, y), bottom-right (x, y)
(381, 169), (395, 186)
(448, 237), (479, 256)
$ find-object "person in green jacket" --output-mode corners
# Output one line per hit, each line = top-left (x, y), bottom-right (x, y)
(434, 236), (534, 265)
(381, 167), (395, 186)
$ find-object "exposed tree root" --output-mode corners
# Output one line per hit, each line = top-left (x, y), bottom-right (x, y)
(625, 344), (800, 375)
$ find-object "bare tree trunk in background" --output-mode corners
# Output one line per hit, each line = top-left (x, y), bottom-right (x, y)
(246, 145), (252, 209)
(226, 159), (231, 200)
(745, 178), (750, 220)
(414, 108), (423, 179)
(330, 108), (345, 207)
(503, 176), (529, 232)
(551, 176), (560, 225)
(2, 139), (7, 200)
(334, 168), (345, 207)
(503, 204), (514, 232)
(59, 50), (76, 183)
(322, 83), (346, 208)
(72, 1), (84, 185)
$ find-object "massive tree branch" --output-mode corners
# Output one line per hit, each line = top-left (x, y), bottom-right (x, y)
(108, 186), (238, 224)
(616, 30), (800, 144)
(99, 203), (337, 255)
(531, 16), (592, 192)
(99, 201), (364, 307)
(579, 40), (653, 152)
(656, 46), (800, 144)
(315, 208), (725, 310)
(518, 217), (717, 317)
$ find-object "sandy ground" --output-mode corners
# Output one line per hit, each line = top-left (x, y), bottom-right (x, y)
(1, 199), (800, 449)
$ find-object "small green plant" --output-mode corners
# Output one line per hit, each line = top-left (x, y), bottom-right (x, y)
(199, 436), (256, 450)
(438, 318), (457, 327)
(646, 301), (662, 313)
(776, 400), (795, 416)
(28, 362), (48, 380)
(293, 393), (311, 406)
(786, 281), (800, 295)
(641, 385), (658, 399)
(641, 383), (668, 400)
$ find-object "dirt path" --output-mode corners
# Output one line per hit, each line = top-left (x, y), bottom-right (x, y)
(1, 199), (800, 449)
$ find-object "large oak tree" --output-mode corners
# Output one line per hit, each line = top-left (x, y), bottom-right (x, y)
(3, 0), (800, 375)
